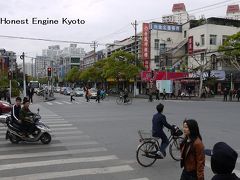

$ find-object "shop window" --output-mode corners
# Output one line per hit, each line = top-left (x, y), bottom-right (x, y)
(222, 35), (228, 45)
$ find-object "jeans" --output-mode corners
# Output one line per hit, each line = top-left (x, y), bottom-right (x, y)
(159, 134), (169, 156)
(180, 169), (197, 180)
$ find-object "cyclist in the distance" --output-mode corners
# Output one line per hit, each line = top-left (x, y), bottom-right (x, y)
(152, 103), (174, 158)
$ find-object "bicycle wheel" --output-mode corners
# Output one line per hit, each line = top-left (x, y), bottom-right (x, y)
(126, 97), (133, 105)
(169, 137), (184, 161)
(116, 97), (123, 105)
(136, 141), (158, 167)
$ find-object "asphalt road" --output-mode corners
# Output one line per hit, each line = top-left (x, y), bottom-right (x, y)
(0, 93), (239, 180)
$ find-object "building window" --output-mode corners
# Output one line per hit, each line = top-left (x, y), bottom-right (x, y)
(201, 34), (205, 46)
(154, 56), (160, 63)
(222, 35), (228, 45)
(210, 35), (217, 45)
(184, 31), (187, 38)
(154, 39), (159, 49)
(200, 53), (205, 61)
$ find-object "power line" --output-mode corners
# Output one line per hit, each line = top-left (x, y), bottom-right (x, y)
(0, 35), (94, 45)
(139, 0), (238, 23)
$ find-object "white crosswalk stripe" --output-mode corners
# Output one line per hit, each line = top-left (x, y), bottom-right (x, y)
(0, 104), (147, 179)
(0, 165), (134, 180)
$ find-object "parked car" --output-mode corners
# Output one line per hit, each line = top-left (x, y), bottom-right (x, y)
(60, 87), (66, 94)
(55, 87), (61, 93)
(64, 87), (72, 95)
(74, 88), (84, 97)
(0, 100), (11, 115)
(89, 88), (97, 99)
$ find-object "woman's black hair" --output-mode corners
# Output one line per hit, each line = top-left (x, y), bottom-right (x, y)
(156, 103), (164, 113)
(183, 119), (202, 141)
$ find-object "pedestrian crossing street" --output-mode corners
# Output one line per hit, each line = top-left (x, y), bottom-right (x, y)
(0, 105), (148, 180)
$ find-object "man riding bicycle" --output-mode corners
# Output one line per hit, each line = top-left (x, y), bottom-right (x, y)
(152, 103), (174, 158)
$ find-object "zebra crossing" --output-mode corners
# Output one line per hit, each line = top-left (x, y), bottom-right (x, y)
(0, 104), (149, 180)
(45, 99), (112, 106)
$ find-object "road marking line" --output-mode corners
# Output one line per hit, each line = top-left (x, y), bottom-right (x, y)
(0, 147), (107, 160)
(0, 165), (134, 180)
(53, 127), (78, 131)
(0, 141), (98, 152)
(206, 160), (240, 177)
(48, 124), (73, 127)
(53, 131), (84, 135)
(0, 155), (118, 171)
(129, 178), (149, 180)
(56, 135), (90, 140)
(54, 101), (63, 104)
(46, 102), (53, 105)
(75, 102), (79, 104)
(62, 101), (72, 104)
(44, 121), (69, 124)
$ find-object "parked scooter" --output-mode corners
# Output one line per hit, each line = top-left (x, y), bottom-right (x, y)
(0, 109), (52, 144)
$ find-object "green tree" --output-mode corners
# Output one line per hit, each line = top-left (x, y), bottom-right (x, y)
(218, 32), (240, 71)
(65, 66), (80, 83)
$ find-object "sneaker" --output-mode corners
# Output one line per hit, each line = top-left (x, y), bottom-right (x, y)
(156, 151), (165, 158)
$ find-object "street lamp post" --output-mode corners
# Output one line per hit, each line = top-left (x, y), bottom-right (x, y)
(20, 52), (26, 97)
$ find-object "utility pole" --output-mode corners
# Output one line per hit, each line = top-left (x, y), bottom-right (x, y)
(20, 52), (26, 97)
(90, 41), (98, 63)
(31, 58), (34, 78)
(131, 20), (138, 97)
(90, 41), (98, 88)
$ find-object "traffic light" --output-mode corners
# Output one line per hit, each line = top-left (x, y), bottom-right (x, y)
(8, 71), (12, 80)
(47, 67), (52, 77)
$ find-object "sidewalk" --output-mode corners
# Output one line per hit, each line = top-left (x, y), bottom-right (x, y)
(135, 94), (240, 102)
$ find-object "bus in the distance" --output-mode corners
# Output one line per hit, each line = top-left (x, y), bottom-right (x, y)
(28, 81), (40, 89)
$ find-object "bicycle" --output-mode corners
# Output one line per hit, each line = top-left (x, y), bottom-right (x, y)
(116, 95), (132, 105)
(136, 125), (183, 167)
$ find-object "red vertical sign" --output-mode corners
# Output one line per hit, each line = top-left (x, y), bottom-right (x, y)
(142, 23), (150, 71)
(188, 36), (193, 55)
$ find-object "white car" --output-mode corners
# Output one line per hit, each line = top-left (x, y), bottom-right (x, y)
(89, 89), (97, 99)
(74, 88), (84, 97)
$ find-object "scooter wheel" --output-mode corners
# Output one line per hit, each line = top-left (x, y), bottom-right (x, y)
(9, 134), (20, 144)
(40, 133), (51, 144)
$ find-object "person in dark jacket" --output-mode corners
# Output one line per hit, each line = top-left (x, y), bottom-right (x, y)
(237, 88), (240, 102)
(205, 142), (239, 180)
(223, 88), (228, 101)
(19, 98), (35, 136)
(180, 119), (205, 180)
(11, 97), (22, 127)
(152, 103), (173, 158)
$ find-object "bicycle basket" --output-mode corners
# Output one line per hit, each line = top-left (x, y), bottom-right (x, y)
(138, 130), (152, 140)
(171, 126), (183, 136)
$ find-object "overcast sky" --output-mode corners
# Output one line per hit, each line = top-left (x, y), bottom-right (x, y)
(0, 0), (239, 62)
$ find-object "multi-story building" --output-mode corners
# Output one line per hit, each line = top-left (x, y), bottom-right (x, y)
(0, 49), (17, 75)
(35, 55), (50, 78)
(186, 17), (240, 70)
(36, 44), (85, 81)
(81, 49), (106, 70)
(226, 4), (240, 20)
(106, 34), (142, 59)
(162, 3), (195, 25)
